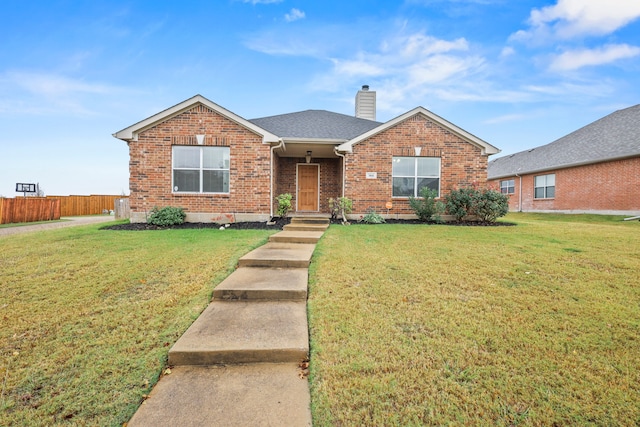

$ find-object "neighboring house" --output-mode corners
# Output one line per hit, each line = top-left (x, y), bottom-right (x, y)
(488, 104), (640, 215)
(113, 87), (499, 223)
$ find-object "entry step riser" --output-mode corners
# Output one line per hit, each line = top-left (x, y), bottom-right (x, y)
(269, 235), (322, 244)
(283, 224), (329, 232)
(238, 259), (310, 268)
(290, 217), (330, 225)
(169, 349), (308, 366)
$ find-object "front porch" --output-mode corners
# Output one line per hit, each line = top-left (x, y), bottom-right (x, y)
(274, 154), (342, 215)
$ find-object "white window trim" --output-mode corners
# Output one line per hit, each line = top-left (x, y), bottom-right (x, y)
(172, 146), (230, 194)
(534, 173), (555, 199)
(501, 179), (515, 194)
(392, 156), (441, 198)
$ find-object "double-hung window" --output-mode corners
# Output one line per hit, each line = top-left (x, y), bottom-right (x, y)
(392, 157), (440, 197)
(500, 179), (515, 194)
(534, 174), (555, 199)
(172, 146), (230, 193)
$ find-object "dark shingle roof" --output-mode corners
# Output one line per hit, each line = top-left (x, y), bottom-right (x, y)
(488, 104), (640, 179)
(249, 110), (382, 140)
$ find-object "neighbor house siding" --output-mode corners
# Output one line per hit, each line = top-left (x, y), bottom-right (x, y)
(343, 114), (488, 216)
(490, 157), (640, 213)
(128, 104), (271, 222)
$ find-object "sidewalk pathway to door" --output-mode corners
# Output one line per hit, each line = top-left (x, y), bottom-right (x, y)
(127, 216), (330, 427)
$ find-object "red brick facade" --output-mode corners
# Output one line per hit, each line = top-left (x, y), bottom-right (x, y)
(128, 104), (272, 222)
(120, 98), (495, 222)
(344, 114), (488, 216)
(490, 157), (640, 214)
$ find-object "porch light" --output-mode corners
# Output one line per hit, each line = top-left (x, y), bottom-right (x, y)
(306, 150), (312, 163)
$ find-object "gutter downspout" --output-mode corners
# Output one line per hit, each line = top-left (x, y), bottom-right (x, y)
(334, 148), (346, 197)
(515, 173), (522, 212)
(270, 139), (285, 218)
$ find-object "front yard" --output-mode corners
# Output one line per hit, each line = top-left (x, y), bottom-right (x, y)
(308, 213), (640, 425)
(0, 224), (274, 426)
(0, 214), (638, 426)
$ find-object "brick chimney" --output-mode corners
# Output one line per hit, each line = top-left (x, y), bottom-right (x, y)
(355, 85), (376, 121)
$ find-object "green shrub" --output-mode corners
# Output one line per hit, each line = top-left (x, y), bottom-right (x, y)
(329, 197), (353, 224)
(408, 187), (445, 222)
(148, 206), (186, 226)
(472, 189), (509, 222)
(445, 187), (509, 223)
(276, 193), (293, 217)
(361, 210), (385, 224)
(444, 188), (477, 222)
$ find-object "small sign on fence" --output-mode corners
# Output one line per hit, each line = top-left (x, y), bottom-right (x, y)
(16, 183), (36, 193)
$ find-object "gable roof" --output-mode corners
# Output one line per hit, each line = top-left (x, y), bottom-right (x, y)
(488, 104), (640, 179)
(249, 110), (382, 141)
(337, 106), (500, 155)
(113, 94), (280, 144)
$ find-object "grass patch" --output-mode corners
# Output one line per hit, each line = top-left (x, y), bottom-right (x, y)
(0, 219), (69, 229)
(0, 224), (274, 426)
(308, 212), (640, 426)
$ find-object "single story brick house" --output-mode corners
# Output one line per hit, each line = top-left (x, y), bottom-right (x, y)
(488, 104), (640, 215)
(114, 87), (500, 223)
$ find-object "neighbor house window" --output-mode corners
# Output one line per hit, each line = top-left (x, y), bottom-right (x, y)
(392, 157), (440, 197)
(534, 174), (555, 199)
(500, 179), (515, 194)
(172, 146), (230, 193)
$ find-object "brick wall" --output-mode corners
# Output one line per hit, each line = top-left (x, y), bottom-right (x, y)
(344, 113), (488, 215)
(490, 156), (640, 213)
(128, 104), (272, 222)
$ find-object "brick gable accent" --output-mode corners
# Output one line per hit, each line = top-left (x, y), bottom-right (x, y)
(344, 113), (488, 216)
(128, 104), (271, 222)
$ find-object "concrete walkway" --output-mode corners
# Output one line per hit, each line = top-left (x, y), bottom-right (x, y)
(127, 216), (329, 427)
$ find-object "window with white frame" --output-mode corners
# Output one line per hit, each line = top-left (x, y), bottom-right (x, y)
(500, 179), (515, 194)
(392, 157), (440, 197)
(534, 173), (555, 199)
(172, 146), (230, 193)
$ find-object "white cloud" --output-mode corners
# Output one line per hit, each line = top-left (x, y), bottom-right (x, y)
(484, 113), (527, 124)
(0, 71), (120, 115)
(549, 44), (640, 71)
(284, 8), (305, 22)
(512, 0), (640, 42)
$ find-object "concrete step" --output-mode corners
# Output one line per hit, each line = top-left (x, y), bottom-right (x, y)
(238, 243), (316, 268)
(269, 230), (324, 244)
(213, 267), (308, 301)
(169, 300), (309, 366)
(291, 216), (330, 225)
(127, 364), (312, 427)
(283, 223), (329, 232)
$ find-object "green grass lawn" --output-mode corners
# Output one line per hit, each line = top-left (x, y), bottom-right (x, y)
(0, 223), (274, 426)
(308, 213), (640, 426)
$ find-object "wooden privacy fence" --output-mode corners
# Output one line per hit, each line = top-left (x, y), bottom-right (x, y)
(46, 195), (126, 217)
(0, 197), (61, 224)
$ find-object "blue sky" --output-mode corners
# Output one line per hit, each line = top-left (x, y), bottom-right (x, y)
(1, 0), (639, 197)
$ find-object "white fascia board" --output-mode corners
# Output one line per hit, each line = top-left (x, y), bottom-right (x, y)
(113, 94), (280, 144)
(337, 106), (500, 155)
(281, 137), (347, 144)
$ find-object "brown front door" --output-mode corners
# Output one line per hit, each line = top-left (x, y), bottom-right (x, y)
(297, 164), (319, 211)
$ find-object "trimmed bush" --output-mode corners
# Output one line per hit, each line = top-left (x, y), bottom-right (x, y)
(444, 188), (477, 222)
(276, 193), (292, 217)
(408, 187), (445, 222)
(444, 187), (509, 223)
(473, 189), (509, 222)
(148, 206), (186, 226)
